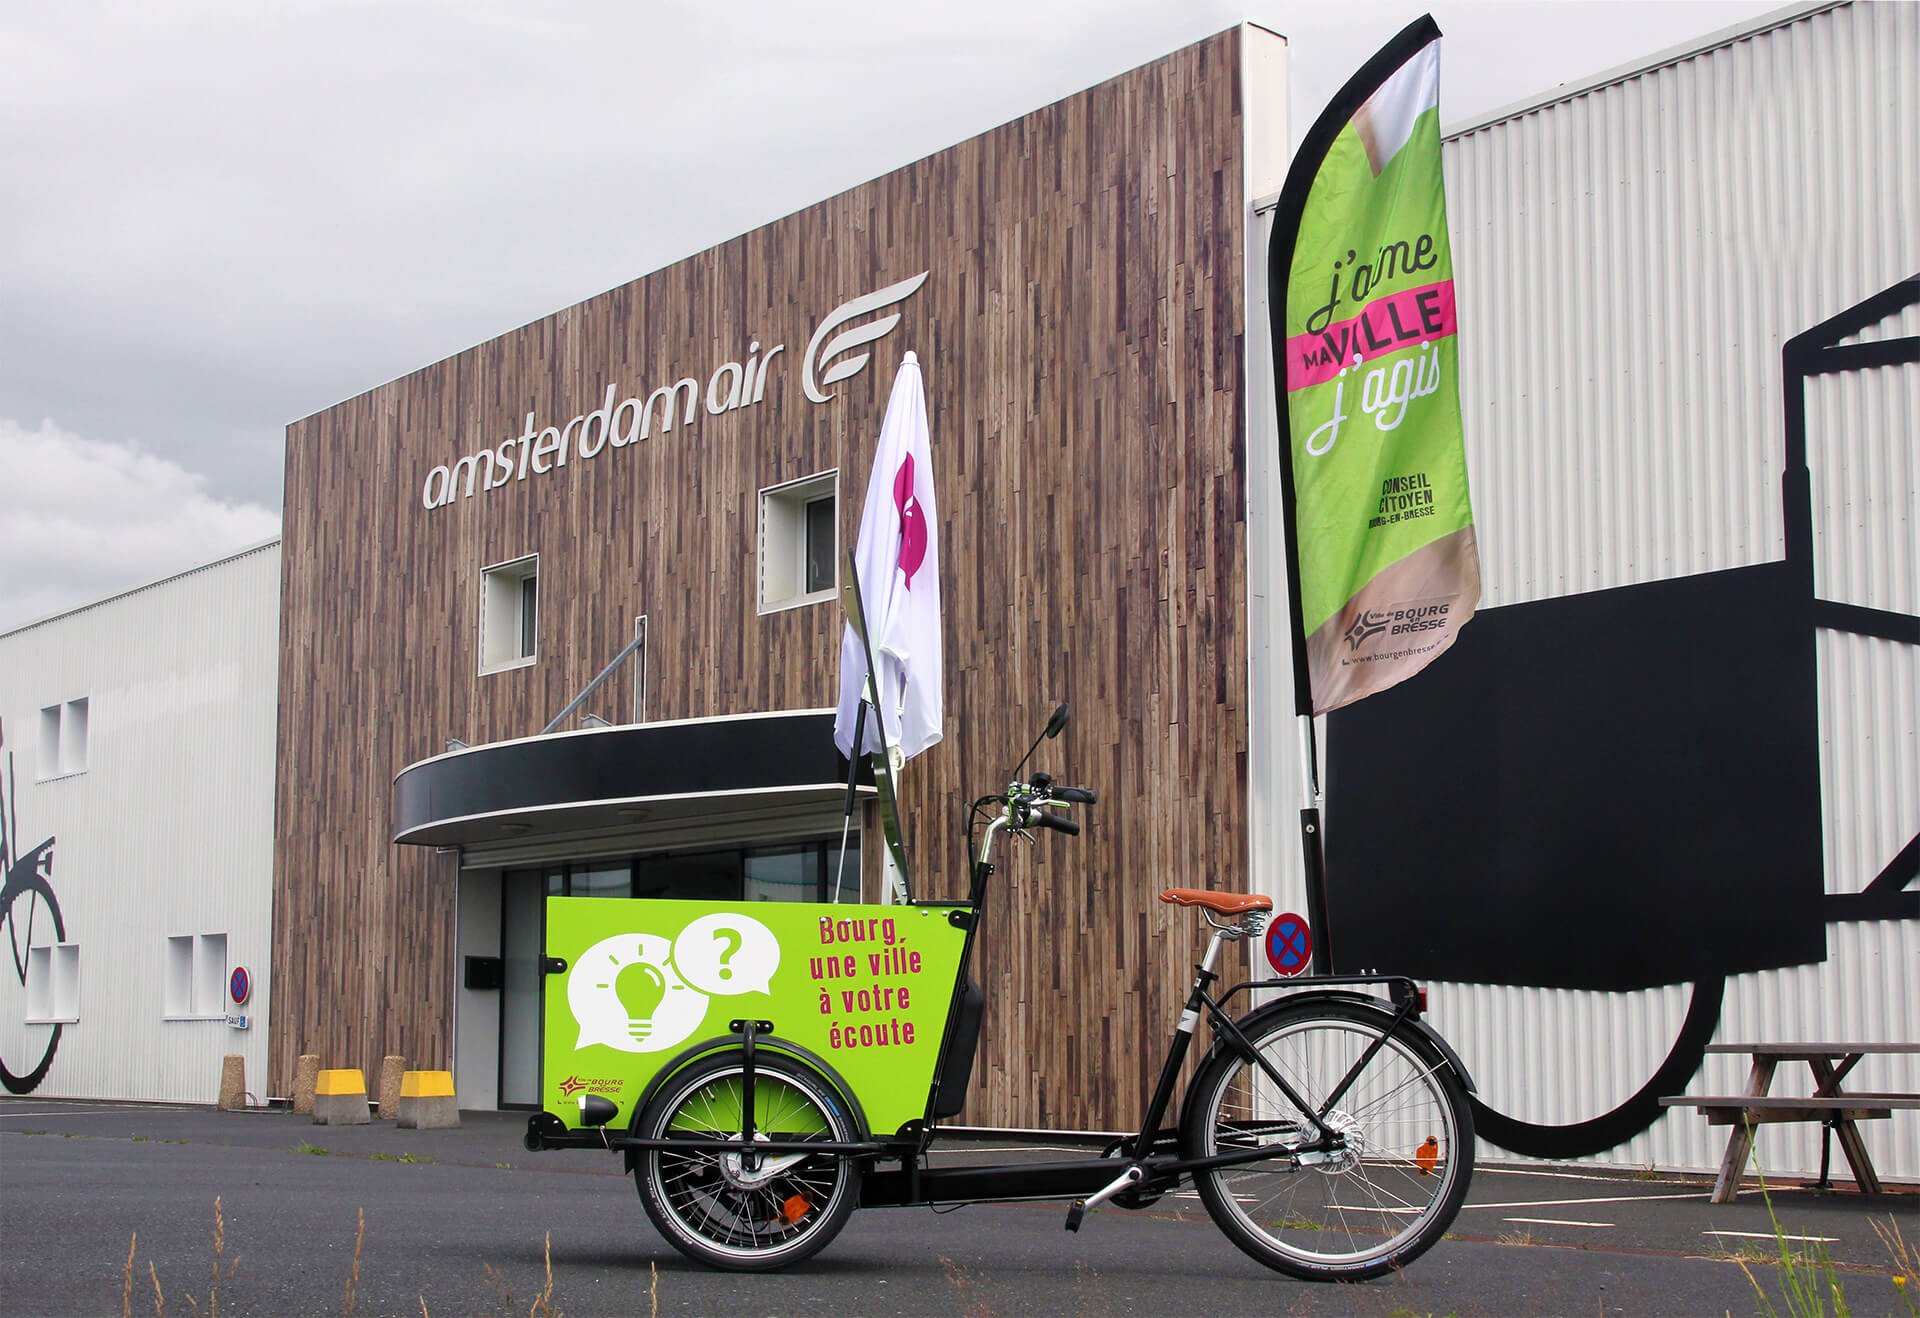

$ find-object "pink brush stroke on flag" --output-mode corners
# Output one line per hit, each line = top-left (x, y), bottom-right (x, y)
(893, 453), (927, 588)
(1287, 279), (1457, 391)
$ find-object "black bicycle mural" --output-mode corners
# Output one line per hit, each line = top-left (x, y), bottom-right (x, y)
(1323, 277), (1919, 1158)
(1, 717), (64, 1095)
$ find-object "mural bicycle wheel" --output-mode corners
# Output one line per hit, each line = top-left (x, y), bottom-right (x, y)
(1, 864), (65, 1095)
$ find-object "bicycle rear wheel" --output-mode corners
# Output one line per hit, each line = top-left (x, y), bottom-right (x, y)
(1181, 998), (1472, 1281)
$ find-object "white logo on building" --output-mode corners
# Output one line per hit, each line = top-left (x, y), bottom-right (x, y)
(801, 271), (931, 404)
(416, 271), (932, 511)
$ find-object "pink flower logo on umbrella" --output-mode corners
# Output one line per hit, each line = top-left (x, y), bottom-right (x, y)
(892, 452), (927, 589)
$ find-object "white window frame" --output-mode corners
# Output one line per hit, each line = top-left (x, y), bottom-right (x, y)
(36, 697), (88, 781)
(25, 943), (80, 1023)
(480, 554), (540, 675)
(758, 471), (839, 614)
(164, 932), (229, 1020)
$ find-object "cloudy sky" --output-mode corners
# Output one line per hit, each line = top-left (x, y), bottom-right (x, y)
(1, 0), (1784, 630)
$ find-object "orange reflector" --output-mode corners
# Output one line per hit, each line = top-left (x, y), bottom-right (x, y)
(1415, 1135), (1439, 1176)
(781, 1194), (811, 1224)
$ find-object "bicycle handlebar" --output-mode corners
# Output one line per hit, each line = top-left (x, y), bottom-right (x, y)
(969, 769), (1096, 869)
(1029, 810), (1080, 836)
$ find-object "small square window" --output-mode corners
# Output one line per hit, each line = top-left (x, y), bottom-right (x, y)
(759, 472), (838, 613)
(164, 933), (229, 1019)
(25, 943), (80, 1023)
(35, 699), (87, 780)
(481, 555), (539, 673)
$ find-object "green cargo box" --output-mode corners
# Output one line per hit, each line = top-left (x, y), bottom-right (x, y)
(542, 897), (969, 1134)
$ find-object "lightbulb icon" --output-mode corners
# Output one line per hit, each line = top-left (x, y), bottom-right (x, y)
(614, 959), (666, 1041)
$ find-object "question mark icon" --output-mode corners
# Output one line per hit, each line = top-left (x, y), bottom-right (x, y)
(715, 928), (743, 981)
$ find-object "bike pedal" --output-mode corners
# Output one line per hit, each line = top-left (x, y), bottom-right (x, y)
(1064, 1200), (1088, 1232)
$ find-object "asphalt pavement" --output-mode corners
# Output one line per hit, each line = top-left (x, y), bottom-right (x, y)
(2, 1099), (1912, 1316)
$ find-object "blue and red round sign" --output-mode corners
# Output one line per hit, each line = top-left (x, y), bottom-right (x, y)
(1265, 914), (1312, 977)
(229, 966), (251, 1006)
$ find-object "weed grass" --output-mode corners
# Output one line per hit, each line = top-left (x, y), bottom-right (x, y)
(120, 1198), (572, 1316)
(1735, 1165), (1915, 1317)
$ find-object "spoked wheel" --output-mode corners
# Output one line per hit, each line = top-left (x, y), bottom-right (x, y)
(635, 1053), (861, 1271)
(1182, 999), (1473, 1281)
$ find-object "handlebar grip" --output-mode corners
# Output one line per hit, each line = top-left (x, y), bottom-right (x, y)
(1052, 786), (1098, 805)
(1032, 811), (1081, 837)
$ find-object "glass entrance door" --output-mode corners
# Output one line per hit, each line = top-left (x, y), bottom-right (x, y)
(499, 870), (545, 1108)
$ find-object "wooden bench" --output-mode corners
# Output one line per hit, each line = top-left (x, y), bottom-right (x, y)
(1661, 1043), (1920, 1203)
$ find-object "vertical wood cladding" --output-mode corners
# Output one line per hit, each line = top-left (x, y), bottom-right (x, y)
(273, 32), (1248, 1128)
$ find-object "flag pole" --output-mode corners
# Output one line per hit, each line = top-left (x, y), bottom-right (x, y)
(831, 701), (869, 903)
(1267, 13), (1446, 974)
(842, 550), (913, 905)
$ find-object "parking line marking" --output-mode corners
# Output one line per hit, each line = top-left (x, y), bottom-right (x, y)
(1464, 1192), (1703, 1210)
(1479, 1165), (1690, 1185)
(1705, 1230), (1839, 1244)
(1503, 1217), (1615, 1228)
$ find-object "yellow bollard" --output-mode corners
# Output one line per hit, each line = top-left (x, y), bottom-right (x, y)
(312, 1069), (371, 1125)
(396, 1071), (460, 1129)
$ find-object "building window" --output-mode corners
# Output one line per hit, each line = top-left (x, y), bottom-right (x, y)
(165, 933), (228, 1019)
(758, 472), (838, 612)
(534, 837), (859, 904)
(25, 943), (80, 1023)
(481, 555), (539, 673)
(36, 698), (88, 780)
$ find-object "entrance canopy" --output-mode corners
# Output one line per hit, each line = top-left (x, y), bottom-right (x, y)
(392, 709), (870, 849)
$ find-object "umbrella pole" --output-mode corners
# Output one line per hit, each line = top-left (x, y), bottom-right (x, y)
(832, 702), (871, 902)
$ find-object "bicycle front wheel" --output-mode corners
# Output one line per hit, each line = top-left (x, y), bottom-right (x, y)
(1181, 998), (1472, 1281)
(635, 1053), (861, 1271)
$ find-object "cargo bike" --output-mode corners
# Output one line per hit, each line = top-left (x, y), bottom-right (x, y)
(523, 700), (1476, 1281)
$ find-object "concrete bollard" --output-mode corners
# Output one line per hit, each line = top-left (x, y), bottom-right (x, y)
(312, 1069), (371, 1125)
(293, 1054), (321, 1116)
(376, 1055), (407, 1120)
(396, 1071), (460, 1130)
(218, 1055), (246, 1111)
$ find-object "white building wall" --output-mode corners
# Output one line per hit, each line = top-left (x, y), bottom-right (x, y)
(0, 541), (281, 1105)
(1426, 0), (1918, 1178)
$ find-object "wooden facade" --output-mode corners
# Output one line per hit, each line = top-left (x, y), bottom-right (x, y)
(272, 30), (1253, 1128)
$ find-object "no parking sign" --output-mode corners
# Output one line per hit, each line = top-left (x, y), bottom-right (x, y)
(1265, 914), (1312, 976)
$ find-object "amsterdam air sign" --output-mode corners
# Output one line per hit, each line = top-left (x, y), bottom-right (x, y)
(418, 272), (929, 511)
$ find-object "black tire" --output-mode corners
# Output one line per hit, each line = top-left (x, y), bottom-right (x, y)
(1181, 999), (1473, 1281)
(634, 1052), (862, 1271)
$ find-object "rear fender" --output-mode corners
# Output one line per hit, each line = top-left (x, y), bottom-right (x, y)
(1199, 989), (1476, 1094)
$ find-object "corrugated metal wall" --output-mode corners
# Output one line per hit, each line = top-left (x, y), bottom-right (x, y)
(0, 543), (281, 1105)
(1425, 0), (1917, 1177)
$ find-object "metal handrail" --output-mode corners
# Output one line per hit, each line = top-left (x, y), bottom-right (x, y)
(541, 623), (646, 735)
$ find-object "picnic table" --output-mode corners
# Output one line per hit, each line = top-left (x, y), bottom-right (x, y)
(1662, 1042), (1920, 1203)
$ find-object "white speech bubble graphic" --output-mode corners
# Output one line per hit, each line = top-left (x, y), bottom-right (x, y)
(568, 933), (708, 1054)
(673, 913), (779, 996)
